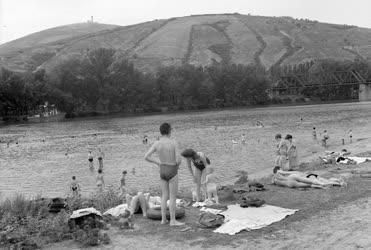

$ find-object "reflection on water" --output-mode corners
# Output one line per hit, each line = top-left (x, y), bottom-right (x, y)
(1, 102), (371, 198)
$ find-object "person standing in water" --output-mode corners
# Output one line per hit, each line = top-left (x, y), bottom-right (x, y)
(97, 148), (105, 171)
(120, 170), (127, 196)
(96, 169), (105, 192)
(348, 129), (353, 143)
(322, 130), (329, 148)
(241, 134), (246, 144)
(70, 176), (81, 197)
(312, 127), (317, 141)
(181, 149), (210, 202)
(88, 151), (94, 169)
(144, 123), (184, 226)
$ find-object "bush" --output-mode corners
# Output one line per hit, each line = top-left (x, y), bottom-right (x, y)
(90, 186), (122, 212)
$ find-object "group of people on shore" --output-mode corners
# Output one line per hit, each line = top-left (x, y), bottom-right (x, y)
(67, 120), (356, 227)
(274, 133), (298, 171)
(144, 123), (217, 226)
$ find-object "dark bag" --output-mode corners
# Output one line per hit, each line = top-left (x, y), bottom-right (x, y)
(198, 212), (225, 228)
(238, 195), (265, 208)
(48, 198), (67, 213)
(218, 185), (235, 202)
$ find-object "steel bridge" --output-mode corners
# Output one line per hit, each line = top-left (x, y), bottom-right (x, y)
(270, 70), (371, 101)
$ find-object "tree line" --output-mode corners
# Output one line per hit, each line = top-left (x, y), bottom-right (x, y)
(1, 48), (371, 119)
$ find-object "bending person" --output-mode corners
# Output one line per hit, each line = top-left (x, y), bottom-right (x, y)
(144, 123), (184, 226)
(181, 149), (211, 202)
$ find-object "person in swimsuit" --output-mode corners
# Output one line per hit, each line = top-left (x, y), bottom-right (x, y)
(272, 167), (343, 188)
(120, 170), (127, 196)
(241, 134), (246, 144)
(312, 127), (317, 141)
(96, 169), (105, 192)
(181, 148), (210, 202)
(70, 176), (81, 197)
(88, 151), (94, 168)
(322, 130), (329, 148)
(274, 134), (284, 169)
(143, 135), (148, 144)
(97, 148), (104, 171)
(202, 166), (219, 204)
(286, 134), (299, 170)
(144, 123), (184, 226)
(348, 129), (353, 143)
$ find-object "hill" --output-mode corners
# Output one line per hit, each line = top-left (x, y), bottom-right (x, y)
(1, 14), (371, 73)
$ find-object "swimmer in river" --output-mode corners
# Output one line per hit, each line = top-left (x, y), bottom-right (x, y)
(312, 127), (317, 141)
(97, 148), (105, 171)
(120, 170), (127, 196)
(96, 169), (105, 192)
(144, 122), (184, 226)
(143, 135), (148, 144)
(241, 134), (246, 144)
(348, 129), (353, 143)
(256, 120), (264, 127)
(70, 176), (81, 197)
(88, 151), (94, 168)
(322, 130), (329, 148)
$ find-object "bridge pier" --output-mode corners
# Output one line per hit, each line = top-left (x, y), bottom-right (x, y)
(359, 83), (371, 102)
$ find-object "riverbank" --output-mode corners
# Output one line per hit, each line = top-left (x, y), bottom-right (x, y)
(1, 99), (361, 127)
(49, 152), (371, 249)
(1, 136), (369, 249)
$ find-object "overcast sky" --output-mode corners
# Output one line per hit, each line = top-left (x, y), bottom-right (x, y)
(0, 0), (370, 44)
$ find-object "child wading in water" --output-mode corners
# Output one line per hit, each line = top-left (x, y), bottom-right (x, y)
(96, 169), (105, 192)
(120, 170), (127, 196)
(322, 130), (329, 148)
(70, 176), (81, 197)
(312, 127), (317, 141)
(97, 148), (105, 171)
(202, 166), (219, 203)
(88, 151), (94, 169)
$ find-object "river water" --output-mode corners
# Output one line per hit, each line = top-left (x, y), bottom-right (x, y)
(1, 102), (371, 198)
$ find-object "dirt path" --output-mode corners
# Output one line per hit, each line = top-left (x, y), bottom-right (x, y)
(254, 196), (371, 250)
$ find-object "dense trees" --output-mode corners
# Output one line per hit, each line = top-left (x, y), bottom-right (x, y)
(1, 47), (371, 119)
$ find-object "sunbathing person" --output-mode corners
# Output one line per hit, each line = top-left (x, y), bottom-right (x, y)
(272, 167), (344, 188)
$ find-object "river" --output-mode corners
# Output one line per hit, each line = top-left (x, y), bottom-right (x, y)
(1, 102), (371, 198)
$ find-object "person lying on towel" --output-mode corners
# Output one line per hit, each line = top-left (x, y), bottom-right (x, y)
(272, 167), (345, 189)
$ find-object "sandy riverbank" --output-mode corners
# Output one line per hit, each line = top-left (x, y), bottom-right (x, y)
(47, 137), (371, 250)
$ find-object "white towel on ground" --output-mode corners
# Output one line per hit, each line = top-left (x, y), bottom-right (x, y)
(348, 157), (371, 164)
(214, 204), (298, 235)
(103, 204), (128, 217)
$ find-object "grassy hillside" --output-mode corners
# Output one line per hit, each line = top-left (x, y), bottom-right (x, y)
(1, 14), (371, 73)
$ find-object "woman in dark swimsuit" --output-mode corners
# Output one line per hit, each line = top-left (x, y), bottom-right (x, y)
(181, 149), (210, 202)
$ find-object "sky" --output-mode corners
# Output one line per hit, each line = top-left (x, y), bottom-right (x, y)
(0, 0), (371, 44)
